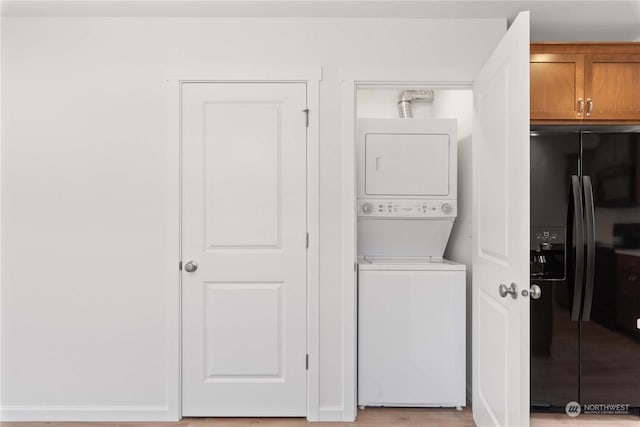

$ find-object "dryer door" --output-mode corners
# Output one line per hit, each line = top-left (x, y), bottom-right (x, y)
(365, 133), (450, 196)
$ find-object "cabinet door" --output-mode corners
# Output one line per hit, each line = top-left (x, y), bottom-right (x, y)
(585, 54), (640, 120)
(530, 54), (584, 120)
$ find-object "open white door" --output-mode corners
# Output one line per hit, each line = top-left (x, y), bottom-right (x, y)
(472, 12), (530, 427)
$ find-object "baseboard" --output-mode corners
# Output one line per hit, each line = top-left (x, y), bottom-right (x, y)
(317, 405), (346, 421)
(0, 405), (177, 422)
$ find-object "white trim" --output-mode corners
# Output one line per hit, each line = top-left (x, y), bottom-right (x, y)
(0, 406), (172, 422)
(174, 66), (322, 421)
(317, 405), (345, 422)
(0, 11), (3, 418)
(340, 66), (473, 421)
(339, 66), (474, 85)
(305, 79), (321, 422)
(165, 80), (182, 421)
(340, 78), (358, 423)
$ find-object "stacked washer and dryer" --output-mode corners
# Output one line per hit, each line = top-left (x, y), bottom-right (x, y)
(357, 118), (466, 410)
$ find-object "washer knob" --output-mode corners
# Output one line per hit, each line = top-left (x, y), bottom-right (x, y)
(441, 203), (453, 214)
(362, 203), (374, 214)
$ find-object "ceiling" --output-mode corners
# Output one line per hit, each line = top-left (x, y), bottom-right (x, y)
(3, 0), (640, 42)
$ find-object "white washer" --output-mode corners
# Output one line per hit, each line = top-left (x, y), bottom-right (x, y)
(357, 257), (466, 409)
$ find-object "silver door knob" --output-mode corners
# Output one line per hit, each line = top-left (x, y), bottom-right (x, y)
(499, 283), (518, 299)
(530, 284), (541, 299)
(521, 284), (542, 299)
(184, 261), (198, 273)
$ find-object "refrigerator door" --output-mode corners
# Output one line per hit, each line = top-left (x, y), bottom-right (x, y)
(580, 132), (640, 408)
(530, 133), (580, 409)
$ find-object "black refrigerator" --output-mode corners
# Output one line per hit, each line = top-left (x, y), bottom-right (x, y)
(530, 129), (640, 415)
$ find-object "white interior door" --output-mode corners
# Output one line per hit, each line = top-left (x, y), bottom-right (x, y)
(472, 12), (530, 427)
(181, 82), (308, 416)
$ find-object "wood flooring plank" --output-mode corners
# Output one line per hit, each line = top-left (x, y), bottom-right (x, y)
(1, 408), (639, 427)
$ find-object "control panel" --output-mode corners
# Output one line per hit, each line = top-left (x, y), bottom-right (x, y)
(531, 226), (565, 245)
(358, 199), (457, 218)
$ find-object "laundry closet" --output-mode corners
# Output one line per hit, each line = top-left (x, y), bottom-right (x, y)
(355, 88), (473, 409)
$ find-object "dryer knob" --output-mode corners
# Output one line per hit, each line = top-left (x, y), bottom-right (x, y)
(441, 203), (453, 214)
(362, 203), (374, 214)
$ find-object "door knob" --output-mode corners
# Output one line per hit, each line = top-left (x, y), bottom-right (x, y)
(499, 283), (518, 299)
(530, 284), (541, 299)
(184, 261), (198, 273)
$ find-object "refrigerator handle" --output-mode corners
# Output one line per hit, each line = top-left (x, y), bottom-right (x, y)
(568, 175), (585, 322)
(582, 176), (596, 321)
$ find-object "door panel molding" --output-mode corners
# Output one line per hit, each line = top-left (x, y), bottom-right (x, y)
(167, 68), (321, 421)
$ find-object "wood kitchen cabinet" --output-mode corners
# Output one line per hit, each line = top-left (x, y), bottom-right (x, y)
(531, 43), (640, 124)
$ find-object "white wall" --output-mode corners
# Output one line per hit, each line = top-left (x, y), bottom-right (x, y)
(1, 17), (505, 421)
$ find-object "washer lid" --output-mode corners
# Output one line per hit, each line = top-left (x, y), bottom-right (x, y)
(358, 256), (466, 271)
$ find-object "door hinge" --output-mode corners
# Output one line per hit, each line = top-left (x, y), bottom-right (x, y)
(179, 261), (182, 271)
(306, 354), (309, 370)
(303, 109), (309, 127)
(306, 232), (309, 249)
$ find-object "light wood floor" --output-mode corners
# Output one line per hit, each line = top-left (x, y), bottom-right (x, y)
(2, 407), (639, 427)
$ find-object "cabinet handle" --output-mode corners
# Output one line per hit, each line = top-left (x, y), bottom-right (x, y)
(577, 98), (584, 116)
(586, 98), (593, 117)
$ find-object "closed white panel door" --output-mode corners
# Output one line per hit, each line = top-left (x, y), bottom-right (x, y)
(365, 133), (449, 195)
(181, 82), (307, 416)
(472, 12), (530, 427)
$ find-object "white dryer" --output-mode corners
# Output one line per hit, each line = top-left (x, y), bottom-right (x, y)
(357, 118), (457, 257)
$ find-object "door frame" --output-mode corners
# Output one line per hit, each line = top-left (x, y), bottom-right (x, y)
(166, 66), (322, 421)
(339, 66), (474, 420)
